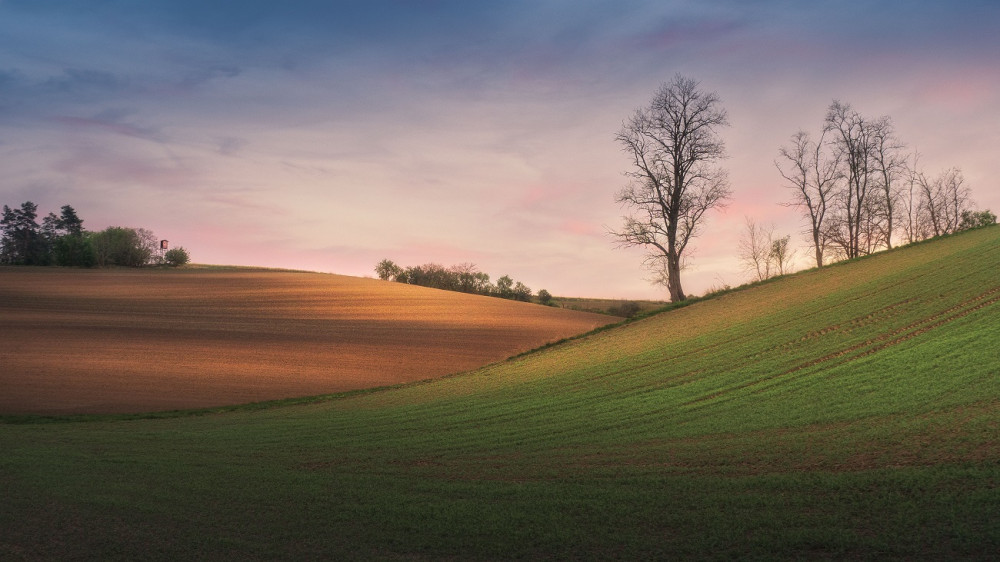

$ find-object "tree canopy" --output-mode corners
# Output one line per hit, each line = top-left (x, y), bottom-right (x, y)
(375, 259), (533, 302)
(0, 201), (185, 268)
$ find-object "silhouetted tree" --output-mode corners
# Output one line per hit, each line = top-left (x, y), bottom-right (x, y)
(46, 204), (92, 266)
(915, 167), (971, 237)
(612, 74), (731, 302)
(825, 101), (880, 259)
(1, 201), (46, 265)
(777, 129), (841, 268)
(901, 152), (926, 244)
(870, 118), (907, 249)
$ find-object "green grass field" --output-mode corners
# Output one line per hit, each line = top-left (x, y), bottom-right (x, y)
(2, 227), (999, 560)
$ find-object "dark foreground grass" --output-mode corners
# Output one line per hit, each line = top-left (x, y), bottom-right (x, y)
(2, 226), (999, 560)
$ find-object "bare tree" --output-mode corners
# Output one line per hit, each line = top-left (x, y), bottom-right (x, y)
(738, 217), (796, 282)
(770, 235), (795, 276)
(612, 74), (731, 302)
(917, 172), (943, 238)
(135, 228), (160, 265)
(916, 167), (971, 237)
(943, 168), (971, 232)
(790, 103), (983, 254)
(901, 152), (925, 244)
(738, 217), (774, 282)
(870, 116), (907, 249)
(825, 100), (879, 259)
(776, 129), (841, 267)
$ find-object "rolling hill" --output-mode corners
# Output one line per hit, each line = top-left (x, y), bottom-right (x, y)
(0, 267), (617, 414)
(1, 226), (998, 559)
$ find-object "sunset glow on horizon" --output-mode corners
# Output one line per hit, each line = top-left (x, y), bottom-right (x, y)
(3, 1), (998, 299)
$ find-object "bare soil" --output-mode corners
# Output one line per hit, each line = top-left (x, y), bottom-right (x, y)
(0, 267), (617, 414)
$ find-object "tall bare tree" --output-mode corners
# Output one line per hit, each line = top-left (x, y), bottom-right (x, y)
(612, 74), (731, 302)
(776, 129), (841, 267)
(825, 100), (878, 259)
(901, 151), (924, 244)
(943, 168), (971, 233)
(870, 116), (907, 249)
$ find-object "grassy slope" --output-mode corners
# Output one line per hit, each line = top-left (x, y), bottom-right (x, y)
(1, 227), (999, 560)
(544, 295), (667, 316)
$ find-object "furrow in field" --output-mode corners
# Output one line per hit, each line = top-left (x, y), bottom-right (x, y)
(680, 284), (1000, 409)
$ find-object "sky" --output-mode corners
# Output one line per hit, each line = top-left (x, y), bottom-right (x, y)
(2, 1), (998, 299)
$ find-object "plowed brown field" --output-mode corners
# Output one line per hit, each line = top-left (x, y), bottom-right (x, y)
(0, 267), (617, 414)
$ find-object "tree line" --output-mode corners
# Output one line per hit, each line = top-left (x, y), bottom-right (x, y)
(776, 100), (995, 269)
(375, 259), (537, 302)
(612, 75), (995, 301)
(0, 201), (190, 267)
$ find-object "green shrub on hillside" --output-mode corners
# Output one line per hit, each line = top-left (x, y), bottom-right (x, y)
(608, 300), (641, 318)
(959, 209), (996, 230)
(537, 289), (553, 306)
(164, 247), (190, 266)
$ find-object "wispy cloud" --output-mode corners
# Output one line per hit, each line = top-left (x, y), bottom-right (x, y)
(53, 113), (164, 142)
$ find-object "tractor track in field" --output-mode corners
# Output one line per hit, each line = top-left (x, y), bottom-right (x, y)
(682, 285), (1000, 408)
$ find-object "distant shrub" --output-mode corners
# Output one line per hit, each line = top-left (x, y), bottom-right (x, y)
(377, 259), (534, 302)
(512, 281), (532, 302)
(164, 247), (190, 266)
(53, 234), (96, 267)
(90, 227), (158, 267)
(375, 259), (403, 281)
(608, 301), (641, 318)
(402, 263), (455, 290)
(959, 209), (996, 231)
(537, 289), (553, 306)
(703, 282), (732, 298)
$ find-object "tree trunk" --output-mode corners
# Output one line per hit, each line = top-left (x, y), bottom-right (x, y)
(666, 251), (685, 302)
(813, 228), (824, 268)
(885, 212), (893, 249)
